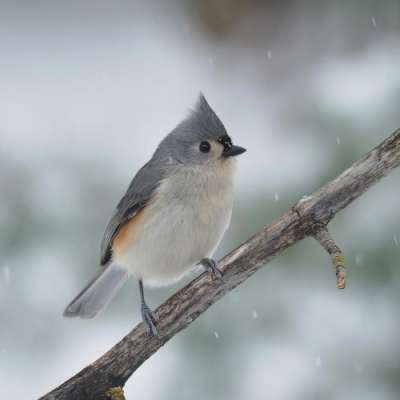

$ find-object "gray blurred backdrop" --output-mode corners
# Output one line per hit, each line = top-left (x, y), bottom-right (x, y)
(1, 1), (400, 399)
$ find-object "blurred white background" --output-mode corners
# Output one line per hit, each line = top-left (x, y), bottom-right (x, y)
(0, 1), (399, 399)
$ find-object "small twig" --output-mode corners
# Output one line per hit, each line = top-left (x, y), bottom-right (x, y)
(313, 227), (346, 289)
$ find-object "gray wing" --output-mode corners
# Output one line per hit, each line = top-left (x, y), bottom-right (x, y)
(100, 161), (165, 265)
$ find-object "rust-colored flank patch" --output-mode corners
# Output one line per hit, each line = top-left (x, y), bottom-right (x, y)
(112, 208), (146, 257)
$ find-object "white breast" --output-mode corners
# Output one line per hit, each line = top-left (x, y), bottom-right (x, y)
(113, 160), (235, 286)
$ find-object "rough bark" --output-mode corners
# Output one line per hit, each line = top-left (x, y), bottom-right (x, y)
(40, 129), (400, 400)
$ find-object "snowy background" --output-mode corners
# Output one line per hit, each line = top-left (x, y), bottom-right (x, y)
(1, 1), (400, 399)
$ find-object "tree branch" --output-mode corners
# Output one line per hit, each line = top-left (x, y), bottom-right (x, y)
(40, 129), (400, 400)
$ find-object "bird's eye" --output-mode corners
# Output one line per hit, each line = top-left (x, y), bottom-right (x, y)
(199, 141), (211, 153)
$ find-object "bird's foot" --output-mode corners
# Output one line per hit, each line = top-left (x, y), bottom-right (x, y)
(141, 303), (158, 336)
(201, 258), (223, 280)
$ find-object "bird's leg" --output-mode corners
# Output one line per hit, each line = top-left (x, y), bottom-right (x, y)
(200, 258), (223, 280)
(139, 279), (158, 336)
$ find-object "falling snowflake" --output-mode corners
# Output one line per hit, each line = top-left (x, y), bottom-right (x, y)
(274, 192), (280, 202)
(213, 331), (220, 339)
(336, 136), (341, 145)
(371, 16), (377, 28)
(252, 310), (258, 319)
(393, 234), (399, 246)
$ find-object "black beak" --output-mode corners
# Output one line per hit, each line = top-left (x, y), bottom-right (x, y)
(223, 145), (247, 157)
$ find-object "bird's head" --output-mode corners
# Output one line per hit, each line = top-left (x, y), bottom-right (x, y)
(155, 94), (246, 167)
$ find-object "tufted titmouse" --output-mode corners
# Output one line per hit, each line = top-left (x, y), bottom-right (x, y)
(63, 94), (246, 334)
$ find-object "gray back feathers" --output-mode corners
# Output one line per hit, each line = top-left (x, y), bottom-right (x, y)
(100, 94), (227, 265)
(100, 160), (165, 265)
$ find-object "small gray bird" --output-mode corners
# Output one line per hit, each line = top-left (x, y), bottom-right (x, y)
(63, 94), (246, 334)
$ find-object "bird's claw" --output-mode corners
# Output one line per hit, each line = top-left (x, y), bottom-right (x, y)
(141, 304), (158, 336)
(201, 258), (223, 280)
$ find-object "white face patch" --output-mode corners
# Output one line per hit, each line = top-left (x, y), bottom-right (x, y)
(208, 140), (225, 160)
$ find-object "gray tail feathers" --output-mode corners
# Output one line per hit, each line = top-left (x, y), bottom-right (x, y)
(63, 265), (129, 319)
